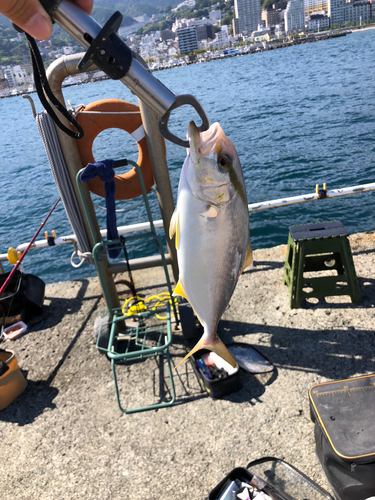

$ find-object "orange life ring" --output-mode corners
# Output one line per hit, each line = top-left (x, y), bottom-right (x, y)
(75, 99), (155, 200)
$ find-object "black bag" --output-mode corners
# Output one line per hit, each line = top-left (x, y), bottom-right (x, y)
(0, 271), (45, 322)
(0, 270), (25, 319)
(208, 456), (334, 500)
(309, 374), (375, 500)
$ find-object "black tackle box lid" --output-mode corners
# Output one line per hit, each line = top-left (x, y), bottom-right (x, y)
(309, 374), (375, 461)
(208, 457), (334, 500)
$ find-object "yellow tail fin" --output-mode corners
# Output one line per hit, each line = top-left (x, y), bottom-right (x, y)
(173, 335), (236, 371)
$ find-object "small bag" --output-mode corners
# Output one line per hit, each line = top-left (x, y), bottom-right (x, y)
(309, 374), (375, 500)
(0, 349), (27, 410)
(208, 456), (334, 500)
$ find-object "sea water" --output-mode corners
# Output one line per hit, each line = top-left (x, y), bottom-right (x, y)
(1, 29), (375, 284)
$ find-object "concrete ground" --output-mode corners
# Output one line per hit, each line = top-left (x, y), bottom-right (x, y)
(1, 232), (375, 500)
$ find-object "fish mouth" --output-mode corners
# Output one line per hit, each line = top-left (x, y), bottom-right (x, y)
(187, 121), (201, 152)
(188, 121), (221, 156)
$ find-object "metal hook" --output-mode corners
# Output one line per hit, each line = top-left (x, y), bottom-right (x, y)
(23, 94), (37, 119)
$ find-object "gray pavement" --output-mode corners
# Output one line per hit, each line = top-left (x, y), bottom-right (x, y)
(1, 232), (375, 499)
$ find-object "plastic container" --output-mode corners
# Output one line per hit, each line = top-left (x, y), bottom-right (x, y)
(4, 321), (28, 340)
(0, 349), (27, 410)
(191, 349), (241, 399)
(309, 374), (375, 500)
(208, 456), (334, 500)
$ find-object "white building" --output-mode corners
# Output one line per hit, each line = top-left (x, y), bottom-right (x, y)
(12, 65), (28, 85)
(234, 0), (262, 34)
(216, 25), (229, 47)
(63, 46), (74, 55)
(251, 24), (272, 37)
(4, 67), (17, 88)
(284, 0), (305, 31)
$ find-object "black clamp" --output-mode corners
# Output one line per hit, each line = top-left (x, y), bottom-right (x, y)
(318, 189), (327, 199)
(78, 12), (132, 80)
(45, 231), (57, 246)
(316, 183), (328, 199)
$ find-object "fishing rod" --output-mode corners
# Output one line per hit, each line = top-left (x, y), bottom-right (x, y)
(0, 197), (61, 299)
(33, 0), (210, 148)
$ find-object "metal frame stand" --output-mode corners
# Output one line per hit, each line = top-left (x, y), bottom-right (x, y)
(76, 160), (177, 413)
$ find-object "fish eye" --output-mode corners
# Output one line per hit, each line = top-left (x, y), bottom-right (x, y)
(218, 155), (231, 172)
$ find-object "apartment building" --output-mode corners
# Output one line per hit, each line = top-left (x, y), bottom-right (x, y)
(285, 0), (305, 31)
(177, 26), (199, 54)
(234, 0), (262, 34)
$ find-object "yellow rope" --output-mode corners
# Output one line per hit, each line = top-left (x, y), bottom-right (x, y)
(121, 293), (179, 320)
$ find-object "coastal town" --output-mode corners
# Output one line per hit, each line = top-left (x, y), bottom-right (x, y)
(0, 0), (374, 96)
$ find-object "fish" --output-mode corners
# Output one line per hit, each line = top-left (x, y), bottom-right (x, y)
(170, 121), (252, 369)
(227, 344), (274, 374)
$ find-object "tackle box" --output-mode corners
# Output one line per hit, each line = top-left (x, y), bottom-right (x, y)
(208, 456), (334, 500)
(309, 374), (375, 500)
(191, 349), (241, 399)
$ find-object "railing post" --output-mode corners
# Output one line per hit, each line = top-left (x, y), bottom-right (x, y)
(137, 100), (179, 284)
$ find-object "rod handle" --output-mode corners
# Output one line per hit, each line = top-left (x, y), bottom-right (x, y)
(39, 0), (62, 19)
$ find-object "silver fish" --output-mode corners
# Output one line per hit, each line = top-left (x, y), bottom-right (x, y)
(170, 121), (252, 369)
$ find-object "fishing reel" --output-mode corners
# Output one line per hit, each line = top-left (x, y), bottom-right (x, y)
(38, 0), (210, 147)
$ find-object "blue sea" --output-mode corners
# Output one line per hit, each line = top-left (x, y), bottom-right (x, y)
(1, 29), (375, 284)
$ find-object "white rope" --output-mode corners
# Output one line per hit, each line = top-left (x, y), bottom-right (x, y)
(70, 248), (93, 268)
(36, 111), (94, 266)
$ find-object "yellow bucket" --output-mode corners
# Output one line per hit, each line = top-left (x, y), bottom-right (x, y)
(0, 349), (27, 411)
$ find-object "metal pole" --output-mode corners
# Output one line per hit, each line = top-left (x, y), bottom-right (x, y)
(45, 54), (122, 313)
(137, 99), (179, 284)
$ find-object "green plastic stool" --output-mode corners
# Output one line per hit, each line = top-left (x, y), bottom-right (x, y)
(283, 221), (361, 308)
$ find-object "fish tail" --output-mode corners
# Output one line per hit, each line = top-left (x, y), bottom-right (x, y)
(173, 335), (236, 371)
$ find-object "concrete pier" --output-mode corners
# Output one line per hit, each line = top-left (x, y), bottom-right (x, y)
(2, 232), (375, 499)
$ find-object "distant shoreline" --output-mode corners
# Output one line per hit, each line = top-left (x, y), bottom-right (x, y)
(352, 25), (375, 32)
(2, 26), (374, 99)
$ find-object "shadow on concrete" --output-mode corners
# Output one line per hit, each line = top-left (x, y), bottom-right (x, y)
(0, 374), (58, 425)
(218, 319), (375, 382)
(0, 281), (101, 425)
(243, 260), (285, 274)
(36, 278), (101, 331)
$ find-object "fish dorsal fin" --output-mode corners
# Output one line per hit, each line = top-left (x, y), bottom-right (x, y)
(200, 205), (218, 218)
(242, 243), (253, 272)
(173, 279), (188, 301)
(169, 210), (179, 248)
(173, 334), (237, 371)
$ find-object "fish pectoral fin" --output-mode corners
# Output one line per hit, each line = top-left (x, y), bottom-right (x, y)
(200, 205), (218, 218)
(173, 335), (237, 371)
(242, 242), (253, 272)
(169, 210), (179, 248)
(173, 279), (188, 301)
